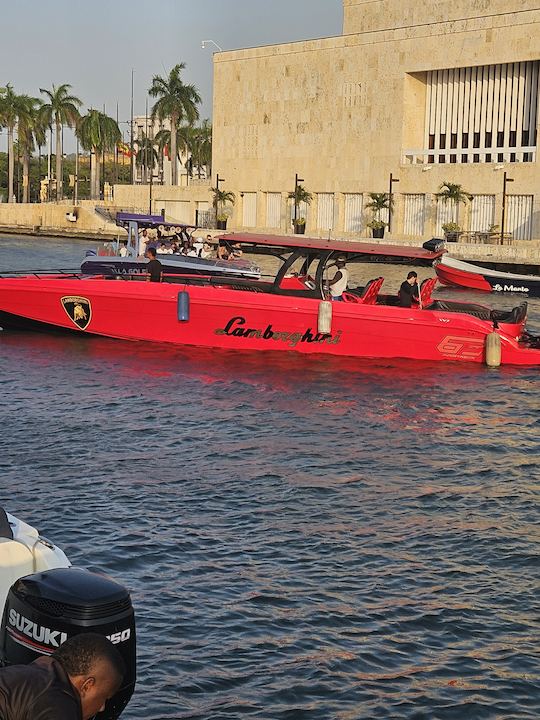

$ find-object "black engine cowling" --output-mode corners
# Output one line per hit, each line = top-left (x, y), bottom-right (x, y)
(0, 567), (136, 720)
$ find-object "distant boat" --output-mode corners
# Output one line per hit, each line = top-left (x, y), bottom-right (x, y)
(435, 255), (540, 296)
(83, 211), (261, 280)
(1, 232), (539, 366)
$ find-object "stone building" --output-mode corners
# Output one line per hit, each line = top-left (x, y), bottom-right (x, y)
(211, 0), (540, 242)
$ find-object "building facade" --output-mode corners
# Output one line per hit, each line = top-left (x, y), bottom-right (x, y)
(211, 0), (540, 242)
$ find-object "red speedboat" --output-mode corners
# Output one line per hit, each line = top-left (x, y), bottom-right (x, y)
(1, 234), (539, 366)
(435, 255), (540, 296)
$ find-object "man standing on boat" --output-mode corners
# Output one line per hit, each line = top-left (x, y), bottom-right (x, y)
(398, 271), (420, 307)
(138, 228), (151, 257)
(145, 247), (163, 283)
(328, 256), (349, 301)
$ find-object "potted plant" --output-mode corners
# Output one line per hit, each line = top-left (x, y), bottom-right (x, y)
(441, 221), (462, 242)
(288, 184), (312, 234)
(367, 219), (387, 239)
(210, 187), (236, 230)
(365, 192), (392, 238)
(436, 182), (472, 241)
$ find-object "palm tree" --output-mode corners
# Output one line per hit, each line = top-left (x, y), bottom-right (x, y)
(436, 181), (473, 230)
(365, 192), (392, 224)
(134, 132), (158, 184)
(149, 63), (201, 186)
(288, 184), (313, 226)
(154, 125), (191, 182)
(39, 84), (81, 201)
(77, 109), (121, 199)
(0, 84), (30, 203)
(17, 97), (46, 203)
(210, 187), (235, 221)
(189, 120), (212, 178)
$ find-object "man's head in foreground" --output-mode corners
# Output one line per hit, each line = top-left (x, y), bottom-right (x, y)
(53, 633), (125, 720)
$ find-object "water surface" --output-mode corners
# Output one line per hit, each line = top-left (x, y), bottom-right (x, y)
(1, 236), (539, 719)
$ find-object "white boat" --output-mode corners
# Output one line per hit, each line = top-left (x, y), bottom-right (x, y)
(0, 508), (70, 616)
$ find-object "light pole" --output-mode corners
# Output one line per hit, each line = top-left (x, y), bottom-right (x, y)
(214, 173), (225, 223)
(201, 40), (223, 52)
(293, 173), (304, 227)
(388, 172), (400, 233)
(74, 136), (79, 206)
(501, 171), (514, 245)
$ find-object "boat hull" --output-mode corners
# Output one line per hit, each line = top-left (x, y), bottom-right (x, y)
(436, 256), (540, 296)
(1, 275), (539, 365)
(81, 255), (261, 280)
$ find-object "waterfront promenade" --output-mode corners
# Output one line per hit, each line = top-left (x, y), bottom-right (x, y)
(1, 197), (539, 268)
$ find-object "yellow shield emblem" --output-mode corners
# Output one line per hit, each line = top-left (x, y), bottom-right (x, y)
(61, 296), (92, 330)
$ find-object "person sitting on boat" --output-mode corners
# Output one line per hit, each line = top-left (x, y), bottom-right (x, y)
(230, 243), (243, 259)
(328, 256), (349, 301)
(217, 242), (230, 260)
(145, 247), (163, 283)
(398, 271), (420, 307)
(119, 240), (131, 257)
(201, 240), (213, 259)
(180, 239), (197, 257)
(193, 236), (204, 257)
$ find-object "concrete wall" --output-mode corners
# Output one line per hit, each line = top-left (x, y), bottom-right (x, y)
(0, 201), (119, 238)
(113, 182), (212, 226)
(211, 1), (540, 240)
(343, 0), (539, 35)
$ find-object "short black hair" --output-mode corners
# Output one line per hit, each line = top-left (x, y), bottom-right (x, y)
(53, 633), (125, 679)
(147, 247), (157, 258)
(407, 271), (418, 279)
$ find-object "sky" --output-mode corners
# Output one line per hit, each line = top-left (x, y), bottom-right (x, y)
(0, 0), (343, 151)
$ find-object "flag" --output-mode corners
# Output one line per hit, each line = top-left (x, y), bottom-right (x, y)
(164, 144), (170, 160)
(117, 142), (133, 158)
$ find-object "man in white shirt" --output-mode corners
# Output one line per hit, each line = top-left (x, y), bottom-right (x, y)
(329, 257), (349, 301)
(138, 229), (150, 257)
(119, 241), (131, 257)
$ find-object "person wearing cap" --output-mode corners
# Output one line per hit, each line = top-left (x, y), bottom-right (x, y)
(398, 271), (420, 307)
(328, 256), (349, 301)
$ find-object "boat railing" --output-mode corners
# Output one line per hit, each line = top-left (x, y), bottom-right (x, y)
(459, 231), (514, 245)
(0, 269), (80, 278)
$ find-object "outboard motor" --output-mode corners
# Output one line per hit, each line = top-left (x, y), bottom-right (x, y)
(0, 567), (136, 720)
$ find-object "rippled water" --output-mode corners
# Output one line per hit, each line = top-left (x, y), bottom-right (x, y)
(1, 236), (539, 719)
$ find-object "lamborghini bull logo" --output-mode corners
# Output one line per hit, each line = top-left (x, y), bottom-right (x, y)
(61, 296), (92, 330)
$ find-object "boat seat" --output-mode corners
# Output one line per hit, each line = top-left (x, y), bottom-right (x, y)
(427, 299), (493, 320)
(356, 277), (384, 304)
(420, 277), (438, 306)
(343, 277), (385, 304)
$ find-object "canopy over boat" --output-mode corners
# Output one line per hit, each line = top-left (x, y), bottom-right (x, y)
(217, 233), (445, 264)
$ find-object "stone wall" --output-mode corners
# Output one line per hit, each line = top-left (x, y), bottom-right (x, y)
(211, 1), (540, 240)
(0, 201), (119, 238)
(343, 0), (539, 35)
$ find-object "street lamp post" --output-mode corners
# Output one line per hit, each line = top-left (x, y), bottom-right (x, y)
(214, 173), (225, 222)
(293, 173), (304, 227)
(74, 137), (79, 206)
(388, 173), (400, 233)
(201, 40), (223, 52)
(500, 172), (514, 245)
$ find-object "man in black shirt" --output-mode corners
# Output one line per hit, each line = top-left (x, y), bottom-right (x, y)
(398, 271), (420, 307)
(145, 246), (163, 282)
(0, 632), (125, 720)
